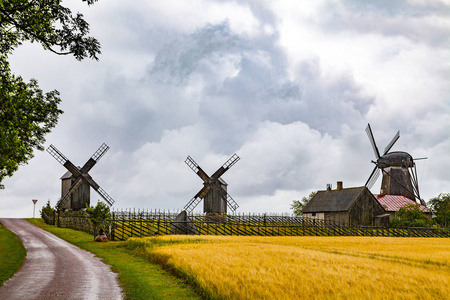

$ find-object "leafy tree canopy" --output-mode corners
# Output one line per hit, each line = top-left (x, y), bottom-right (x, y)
(428, 193), (450, 228)
(0, 0), (101, 188)
(291, 191), (316, 216)
(0, 0), (100, 59)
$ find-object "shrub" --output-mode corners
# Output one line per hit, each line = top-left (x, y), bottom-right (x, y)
(40, 200), (54, 219)
(86, 201), (111, 236)
(390, 203), (430, 227)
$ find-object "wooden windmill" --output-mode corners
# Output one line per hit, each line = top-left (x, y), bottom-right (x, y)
(184, 154), (240, 214)
(364, 124), (426, 205)
(47, 143), (115, 210)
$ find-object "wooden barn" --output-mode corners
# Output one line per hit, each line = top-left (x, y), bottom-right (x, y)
(374, 194), (432, 220)
(302, 182), (386, 226)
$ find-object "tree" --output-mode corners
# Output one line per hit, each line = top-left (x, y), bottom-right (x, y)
(0, 58), (62, 188)
(40, 200), (54, 218)
(0, 0), (101, 59)
(86, 201), (111, 236)
(291, 191), (316, 216)
(0, 0), (101, 188)
(389, 203), (431, 227)
(428, 193), (450, 228)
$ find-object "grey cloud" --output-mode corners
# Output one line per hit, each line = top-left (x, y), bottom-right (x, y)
(320, 1), (450, 46)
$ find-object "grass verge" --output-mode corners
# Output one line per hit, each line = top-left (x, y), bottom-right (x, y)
(27, 218), (201, 300)
(0, 221), (26, 286)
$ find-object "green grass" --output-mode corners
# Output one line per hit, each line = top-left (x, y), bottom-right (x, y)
(27, 218), (201, 300)
(0, 221), (26, 286)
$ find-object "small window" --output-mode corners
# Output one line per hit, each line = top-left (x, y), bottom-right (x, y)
(312, 212), (316, 217)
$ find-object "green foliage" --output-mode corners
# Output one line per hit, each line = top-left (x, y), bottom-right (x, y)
(291, 191), (316, 216)
(0, 221), (26, 286)
(390, 203), (431, 227)
(86, 201), (111, 235)
(0, 0), (101, 188)
(0, 57), (63, 188)
(428, 193), (450, 228)
(40, 200), (55, 218)
(0, 0), (101, 59)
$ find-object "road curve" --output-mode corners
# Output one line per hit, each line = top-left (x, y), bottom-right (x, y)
(0, 218), (123, 300)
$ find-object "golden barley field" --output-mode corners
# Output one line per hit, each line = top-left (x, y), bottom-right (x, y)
(127, 236), (450, 299)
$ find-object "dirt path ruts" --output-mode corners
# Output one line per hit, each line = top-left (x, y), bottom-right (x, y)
(0, 218), (123, 300)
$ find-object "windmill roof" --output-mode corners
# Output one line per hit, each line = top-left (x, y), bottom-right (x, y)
(302, 187), (368, 213)
(60, 170), (73, 180)
(218, 177), (227, 185)
(60, 166), (81, 180)
(374, 194), (431, 213)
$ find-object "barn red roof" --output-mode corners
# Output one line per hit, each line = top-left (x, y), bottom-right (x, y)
(374, 194), (431, 213)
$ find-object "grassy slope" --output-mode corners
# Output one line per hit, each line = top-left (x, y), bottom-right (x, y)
(27, 219), (201, 300)
(0, 221), (26, 286)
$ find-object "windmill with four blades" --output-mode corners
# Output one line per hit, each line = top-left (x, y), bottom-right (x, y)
(364, 124), (425, 205)
(47, 143), (115, 210)
(184, 154), (240, 214)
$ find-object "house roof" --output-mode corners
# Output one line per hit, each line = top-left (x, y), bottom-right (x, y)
(374, 194), (431, 213)
(302, 187), (368, 213)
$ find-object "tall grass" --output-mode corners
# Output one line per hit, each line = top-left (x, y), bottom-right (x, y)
(127, 235), (450, 299)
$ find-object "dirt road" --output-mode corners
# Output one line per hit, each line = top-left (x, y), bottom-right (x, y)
(0, 218), (123, 300)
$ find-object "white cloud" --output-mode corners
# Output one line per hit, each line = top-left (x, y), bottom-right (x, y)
(1, 0), (449, 217)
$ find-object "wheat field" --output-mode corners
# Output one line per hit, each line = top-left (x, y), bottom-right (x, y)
(127, 236), (450, 299)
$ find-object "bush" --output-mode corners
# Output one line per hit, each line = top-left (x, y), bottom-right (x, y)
(40, 200), (54, 219)
(390, 203), (431, 227)
(86, 201), (111, 236)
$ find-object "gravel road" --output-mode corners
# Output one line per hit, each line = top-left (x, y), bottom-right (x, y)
(0, 218), (123, 300)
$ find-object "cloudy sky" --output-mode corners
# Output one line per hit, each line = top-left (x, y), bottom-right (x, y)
(1, 0), (449, 218)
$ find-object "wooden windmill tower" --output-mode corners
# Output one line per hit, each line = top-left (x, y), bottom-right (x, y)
(364, 124), (426, 205)
(184, 154), (240, 214)
(47, 143), (115, 210)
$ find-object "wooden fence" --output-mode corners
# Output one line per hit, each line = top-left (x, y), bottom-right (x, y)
(42, 209), (450, 240)
(108, 209), (450, 241)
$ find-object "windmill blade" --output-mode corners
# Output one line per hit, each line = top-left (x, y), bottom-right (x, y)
(184, 197), (200, 213)
(184, 184), (213, 213)
(47, 144), (81, 177)
(365, 166), (380, 189)
(211, 153), (240, 180)
(95, 187), (115, 206)
(183, 196), (203, 214)
(81, 143), (110, 174)
(365, 124), (381, 160)
(196, 185), (211, 200)
(82, 174), (115, 206)
(55, 176), (84, 209)
(185, 156), (210, 182)
(383, 130), (400, 155)
(211, 182), (239, 212)
(409, 164), (426, 206)
(224, 194), (239, 212)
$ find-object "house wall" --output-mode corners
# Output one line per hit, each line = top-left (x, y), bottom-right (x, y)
(348, 189), (385, 226)
(324, 212), (349, 224)
(303, 212), (325, 220)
